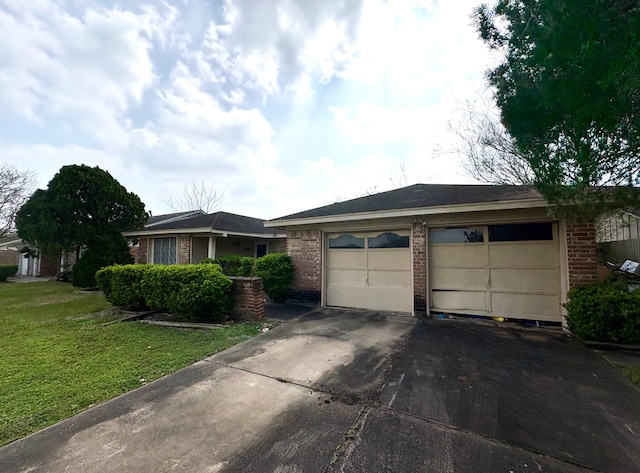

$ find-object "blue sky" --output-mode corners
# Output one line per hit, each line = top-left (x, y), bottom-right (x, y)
(0, 0), (495, 219)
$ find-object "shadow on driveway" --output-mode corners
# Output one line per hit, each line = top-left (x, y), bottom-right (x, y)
(334, 318), (640, 473)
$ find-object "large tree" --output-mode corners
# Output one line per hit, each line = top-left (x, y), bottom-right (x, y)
(0, 164), (36, 237)
(474, 0), (640, 217)
(16, 165), (148, 285)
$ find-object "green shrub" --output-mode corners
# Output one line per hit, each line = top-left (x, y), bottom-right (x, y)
(96, 265), (150, 310)
(0, 264), (18, 281)
(72, 237), (133, 288)
(254, 253), (293, 303)
(565, 282), (640, 344)
(212, 255), (255, 276)
(141, 264), (232, 322)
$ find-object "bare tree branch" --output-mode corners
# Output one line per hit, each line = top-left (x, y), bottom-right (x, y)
(164, 182), (223, 214)
(0, 163), (37, 237)
(443, 94), (534, 185)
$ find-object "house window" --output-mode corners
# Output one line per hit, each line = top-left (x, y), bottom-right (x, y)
(256, 243), (267, 258)
(329, 234), (365, 249)
(368, 232), (410, 249)
(153, 237), (176, 265)
(430, 227), (484, 244)
(488, 223), (553, 242)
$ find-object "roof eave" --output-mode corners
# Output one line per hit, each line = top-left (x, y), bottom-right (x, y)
(123, 227), (285, 238)
(264, 198), (549, 228)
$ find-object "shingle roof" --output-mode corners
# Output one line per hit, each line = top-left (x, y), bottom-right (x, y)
(272, 184), (544, 221)
(146, 210), (204, 226)
(135, 211), (283, 236)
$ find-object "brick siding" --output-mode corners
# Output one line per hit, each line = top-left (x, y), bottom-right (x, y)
(131, 238), (149, 264)
(566, 221), (598, 287)
(286, 229), (322, 304)
(270, 238), (286, 253)
(39, 251), (60, 277)
(178, 236), (191, 264)
(230, 277), (265, 320)
(412, 220), (427, 313)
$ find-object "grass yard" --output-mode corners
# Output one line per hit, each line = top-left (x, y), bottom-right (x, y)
(0, 281), (261, 447)
(617, 365), (640, 388)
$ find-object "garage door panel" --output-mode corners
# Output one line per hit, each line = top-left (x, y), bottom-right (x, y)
(327, 250), (367, 270)
(489, 244), (556, 268)
(326, 269), (367, 287)
(491, 268), (558, 292)
(491, 293), (559, 319)
(431, 267), (488, 290)
(430, 245), (488, 268)
(368, 250), (410, 270)
(432, 290), (487, 312)
(368, 270), (411, 289)
(327, 286), (412, 312)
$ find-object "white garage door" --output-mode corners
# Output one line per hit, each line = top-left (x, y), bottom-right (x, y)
(326, 231), (412, 313)
(430, 222), (560, 321)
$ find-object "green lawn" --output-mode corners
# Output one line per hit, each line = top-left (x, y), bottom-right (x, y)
(617, 365), (640, 388)
(0, 281), (261, 446)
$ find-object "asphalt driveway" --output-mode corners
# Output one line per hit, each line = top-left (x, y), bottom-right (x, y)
(1, 309), (639, 473)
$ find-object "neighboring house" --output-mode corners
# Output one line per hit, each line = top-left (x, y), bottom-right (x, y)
(597, 208), (640, 263)
(0, 235), (61, 277)
(265, 184), (599, 325)
(124, 211), (286, 265)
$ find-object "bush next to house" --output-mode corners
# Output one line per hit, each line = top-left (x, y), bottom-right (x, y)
(210, 255), (255, 277)
(0, 264), (18, 281)
(96, 265), (151, 310)
(72, 236), (134, 288)
(142, 264), (233, 323)
(97, 264), (233, 322)
(565, 281), (640, 344)
(254, 253), (294, 303)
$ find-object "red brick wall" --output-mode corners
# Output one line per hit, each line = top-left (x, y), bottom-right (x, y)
(412, 221), (427, 313)
(40, 251), (60, 277)
(230, 277), (265, 320)
(131, 238), (149, 264)
(178, 236), (191, 264)
(0, 250), (18, 265)
(286, 229), (322, 304)
(566, 221), (598, 287)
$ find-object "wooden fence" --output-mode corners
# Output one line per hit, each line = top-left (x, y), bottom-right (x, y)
(599, 239), (640, 264)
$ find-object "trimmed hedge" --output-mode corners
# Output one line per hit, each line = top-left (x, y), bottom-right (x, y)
(0, 264), (18, 281)
(254, 253), (294, 303)
(565, 281), (640, 344)
(211, 255), (255, 277)
(96, 264), (150, 310)
(97, 264), (233, 323)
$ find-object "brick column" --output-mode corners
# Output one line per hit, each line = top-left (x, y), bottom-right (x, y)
(286, 229), (322, 304)
(412, 220), (427, 313)
(178, 236), (191, 265)
(39, 250), (60, 277)
(566, 221), (598, 287)
(230, 277), (265, 320)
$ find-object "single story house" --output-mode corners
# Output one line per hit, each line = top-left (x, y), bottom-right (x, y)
(124, 210), (286, 265)
(265, 184), (598, 324)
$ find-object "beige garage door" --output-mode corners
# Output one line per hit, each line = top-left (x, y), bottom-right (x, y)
(430, 222), (560, 321)
(326, 231), (412, 313)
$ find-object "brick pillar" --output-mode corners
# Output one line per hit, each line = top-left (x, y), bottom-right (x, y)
(178, 236), (191, 265)
(412, 220), (427, 313)
(230, 277), (265, 320)
(566, 221), (598, 287)
(286, 229), (322, 304)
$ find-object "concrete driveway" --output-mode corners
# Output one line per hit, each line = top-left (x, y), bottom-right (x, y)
(1, 310), (639, 473)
